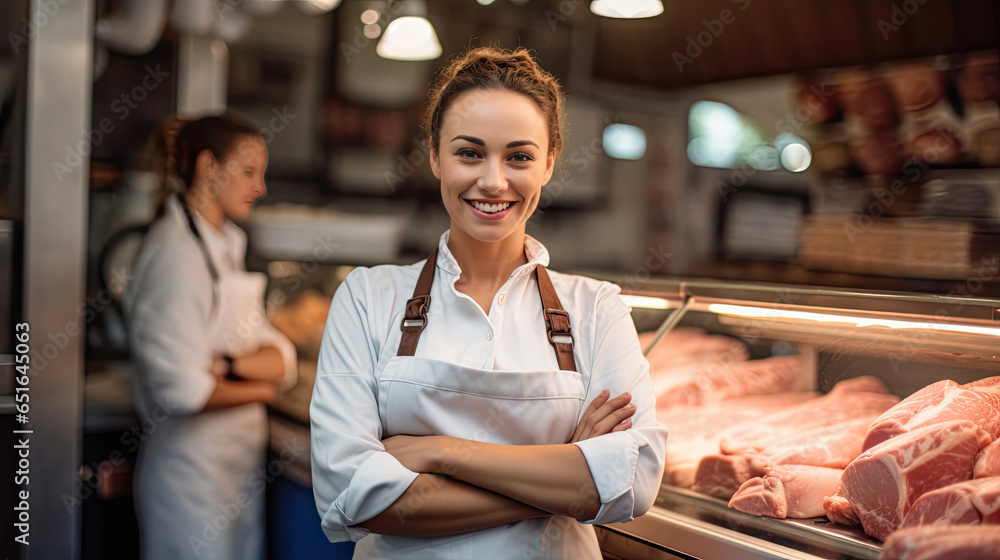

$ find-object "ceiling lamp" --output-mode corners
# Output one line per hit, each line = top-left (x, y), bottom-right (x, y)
(590, 0), (663, 19)
(376, 1), (442, 61)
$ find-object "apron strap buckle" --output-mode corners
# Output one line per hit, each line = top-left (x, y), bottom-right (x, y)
(544, 308), (577, 371)
(398, 295), (430, 356)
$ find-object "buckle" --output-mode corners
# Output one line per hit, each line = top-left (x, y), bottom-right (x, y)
(401, 317), (426, 329)
(544, 308), (573, 345)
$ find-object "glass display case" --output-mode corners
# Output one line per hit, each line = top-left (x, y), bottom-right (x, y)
(603, 279), (1000, 560)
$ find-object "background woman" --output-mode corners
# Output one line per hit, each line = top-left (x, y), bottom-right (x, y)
(310, 47), (667, 559)
(125, 114), (297, 560)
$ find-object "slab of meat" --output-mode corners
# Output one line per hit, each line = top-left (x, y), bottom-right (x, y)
(653, 355), (803, 407)
(756, 416), (876, 468)
(658, 392), (818, 487)
(900, 477), (1000, 529)
(881, 525), (1000, 560)
(720, 377), (898, 455)
(729, 465), (844, 519)
(974, 439), (1000, 479)
(839, 420), (992, 541)
(692, 454), (769, 499)
(694, 416), (877, 500)
(863, 376), (1000, 451)
(641, 327), (750, 370)
(824, 491), (860, 526)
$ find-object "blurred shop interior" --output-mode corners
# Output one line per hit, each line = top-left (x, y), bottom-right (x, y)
(1, 0), (999, 559)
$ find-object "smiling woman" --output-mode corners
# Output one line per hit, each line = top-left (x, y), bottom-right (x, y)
(309, 47), (668, 559)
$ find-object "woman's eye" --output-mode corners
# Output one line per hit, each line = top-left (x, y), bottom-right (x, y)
(245, 170), (254, 176)
(509, 152), (533, 163)
(456, 149), (480, 159)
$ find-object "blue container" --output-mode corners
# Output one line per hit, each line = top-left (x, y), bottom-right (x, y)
(270, 474), (355, 560)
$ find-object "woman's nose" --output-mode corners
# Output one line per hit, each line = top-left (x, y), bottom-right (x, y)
(254, 177), (266, 197)
(477, 158), (507, 193)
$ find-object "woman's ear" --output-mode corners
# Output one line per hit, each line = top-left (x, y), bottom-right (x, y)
(429, 138), (441, 179)
(194, 148), (217, 180)
(541, 149), (556, 185)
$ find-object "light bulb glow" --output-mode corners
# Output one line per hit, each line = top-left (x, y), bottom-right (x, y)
(376, 16), (442, 61)
(590, 0), (663, 19)
(620, 295), (674, 309)
(603, 124), (647, 160)
(707, 304), (1000, 337)
(779, 142), (812, 172)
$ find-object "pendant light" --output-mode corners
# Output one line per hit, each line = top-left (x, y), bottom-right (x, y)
(590, 0), (663, 19)
(376, 0), (442, 61)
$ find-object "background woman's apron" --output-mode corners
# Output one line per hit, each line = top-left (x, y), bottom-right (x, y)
(134, 269), (270, 560)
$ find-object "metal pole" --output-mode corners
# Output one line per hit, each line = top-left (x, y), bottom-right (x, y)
(23, 0), (92, 558)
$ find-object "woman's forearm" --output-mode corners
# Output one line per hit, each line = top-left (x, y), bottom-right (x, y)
(202, 379), (277, 410)
(232, 346), (285, 383)
(355, 474), (549, 537)
(435, 439), (602, 520)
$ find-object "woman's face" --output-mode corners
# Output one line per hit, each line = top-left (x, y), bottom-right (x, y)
(431, 88), (555, 244)
(207, 136), (268, 222)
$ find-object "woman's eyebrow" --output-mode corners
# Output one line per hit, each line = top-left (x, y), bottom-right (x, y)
(505, 140), (539, 149)
(451, 134), (485, 146)
(450, 135), (539, 149)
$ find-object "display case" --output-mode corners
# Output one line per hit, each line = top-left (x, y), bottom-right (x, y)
(602, 279), (1000, 560)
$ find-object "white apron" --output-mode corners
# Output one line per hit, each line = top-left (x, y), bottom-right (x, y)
(134, 272), (270, 560)
(352, 250), (602, 559)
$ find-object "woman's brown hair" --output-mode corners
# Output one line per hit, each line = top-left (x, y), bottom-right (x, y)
(174, 114), (263, 186)
(424, 47), (566, 155)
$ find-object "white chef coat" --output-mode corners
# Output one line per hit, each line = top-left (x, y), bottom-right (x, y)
(310, 230), (668, 559)
(125, 195), (297, 560)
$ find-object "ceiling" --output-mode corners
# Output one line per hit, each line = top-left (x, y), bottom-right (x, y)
(593, 0), (999, 89)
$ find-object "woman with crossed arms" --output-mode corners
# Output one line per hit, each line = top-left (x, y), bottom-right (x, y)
(310, 47), (668, 559)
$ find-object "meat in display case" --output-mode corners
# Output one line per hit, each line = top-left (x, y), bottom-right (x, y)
(603, 280), (1000, 560)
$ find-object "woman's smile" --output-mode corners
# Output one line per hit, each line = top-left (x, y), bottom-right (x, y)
(431, 88), (555, 245)
(465, 199), (516, 220)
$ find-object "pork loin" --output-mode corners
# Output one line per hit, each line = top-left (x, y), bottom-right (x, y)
(974, 439), (1000, 479)
(691, 454), (769, 499)
(641, 328), (750, 370)
(839, 420), (992, 541)
(720, 379), (898, 455)
(863, 376), (1000, 451)
(900, 477), (1000, 529)
(728, 465), (844, 519)
(658, 392), (818, 487)
(881, 525), (1000, 560)
(823, 491), (860, 526)
(653, 355), (803, 407)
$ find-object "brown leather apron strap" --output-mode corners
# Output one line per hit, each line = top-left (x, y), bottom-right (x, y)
(535, 264), (577, 372)
(396, 249), (577, 372)
(397, 249), (437, 357)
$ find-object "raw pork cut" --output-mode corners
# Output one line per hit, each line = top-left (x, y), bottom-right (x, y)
(641, 328), (750, 370)
(881, 525), (1000, 560)
(863, 376), (1000, 451)
(693, 417), (878, 499)
(653, 355), (803, 407)
(974, 439), (1000, 479)
(839, 420), (992, 541)
(823, 491), (860, 525)
(657, 392), (817, 487)
(692, 454), (768, 499)
(728, 465), (843, 519)
(900, 477), (1000, 529)
(756, 416), (876, 469)
(720, 378), (898, 455)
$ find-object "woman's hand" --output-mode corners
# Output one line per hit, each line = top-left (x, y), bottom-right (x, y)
(570, 390), (635, 443)
(209, 356), (230, 377)
(383, 435), (448, 474)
